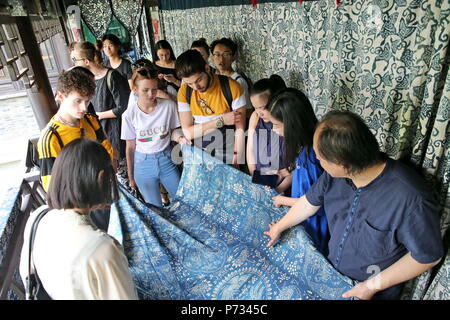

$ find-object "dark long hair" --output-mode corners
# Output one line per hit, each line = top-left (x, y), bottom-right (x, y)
(317, 110), (383, 175)
(268, 88), (318, 171)
(47, 138), (118, 210)
(155, 39), (176, 61)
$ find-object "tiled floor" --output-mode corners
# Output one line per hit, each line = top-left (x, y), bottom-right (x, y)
(0, 94), (40, 194)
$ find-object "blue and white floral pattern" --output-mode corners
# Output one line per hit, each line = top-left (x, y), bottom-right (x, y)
(160, 0), (450, 300)
(109, 145), (355, 300)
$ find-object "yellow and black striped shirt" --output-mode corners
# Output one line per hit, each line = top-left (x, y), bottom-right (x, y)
(37, 113), (114, 192)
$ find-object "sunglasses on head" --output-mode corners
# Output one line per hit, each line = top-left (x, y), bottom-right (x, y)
(136, 67), (158, 79)
(132, 61), (148, 69)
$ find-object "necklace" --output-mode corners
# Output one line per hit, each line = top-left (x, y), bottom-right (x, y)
(55, 114), (80, 127)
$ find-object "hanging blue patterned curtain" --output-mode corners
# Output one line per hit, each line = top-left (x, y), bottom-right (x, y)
(110, 0), (144, 36)
(78, 0), (144, 39)
(160, 0), (450, 299)
(78, 0), (113, 38)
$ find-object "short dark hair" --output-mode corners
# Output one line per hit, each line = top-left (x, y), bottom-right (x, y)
(155, 39), (176, 61)
(47, 138), (118, 210)
(175, 49), (207, 79)
(190, 38), (210, 54)
(101, 33), (123, 55)
(317, 110), (383, 175)
(57, 67), (96, 98)
(250, 74), (286, 99)
(268, 88), (318, 171)
(210, 38), (238, 55)
(101, 33), (122, 47)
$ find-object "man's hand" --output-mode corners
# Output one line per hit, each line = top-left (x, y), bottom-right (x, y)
(264, 222), (281, 247)
(222, 110), (244, 126)
(272, 195), (284, 208)
(221, 111), (236, 126)
(342, 281), (378, 300)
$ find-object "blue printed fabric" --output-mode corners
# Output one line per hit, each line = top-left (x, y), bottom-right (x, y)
(109, 145), (355, 300)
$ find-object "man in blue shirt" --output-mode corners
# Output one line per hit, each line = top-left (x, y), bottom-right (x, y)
(264, 110), (443, 300)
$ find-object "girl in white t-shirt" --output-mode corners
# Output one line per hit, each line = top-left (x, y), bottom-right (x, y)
(121, 67), (188, 207)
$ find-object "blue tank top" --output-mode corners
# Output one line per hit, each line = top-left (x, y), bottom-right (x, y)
(292, 147), (330, 256)
(254, 118), (285, 171)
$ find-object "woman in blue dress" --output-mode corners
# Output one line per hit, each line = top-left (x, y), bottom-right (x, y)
(268, 88), (330, 255)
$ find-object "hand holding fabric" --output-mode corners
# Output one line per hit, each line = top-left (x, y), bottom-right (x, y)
(342, 281), (377, 300)
(272, 195), (284, 208)
(264, 222), (281, 247)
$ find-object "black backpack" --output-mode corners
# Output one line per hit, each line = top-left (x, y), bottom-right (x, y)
(185, 75), (233, 109)
(235, 71), (253, 93)
(33, 114), (99, 170)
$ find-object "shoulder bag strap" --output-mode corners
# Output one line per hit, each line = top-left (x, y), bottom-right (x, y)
(106, 69), (113, 94)
(218, 75), (232, 110)
(27, 207), (51, 298)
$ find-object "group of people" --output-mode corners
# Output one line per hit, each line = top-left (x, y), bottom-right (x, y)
(19, 35), (444, 300)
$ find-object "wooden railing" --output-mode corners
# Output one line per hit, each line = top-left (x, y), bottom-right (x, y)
(0, 139), (46, 300)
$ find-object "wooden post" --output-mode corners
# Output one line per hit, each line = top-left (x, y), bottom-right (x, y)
(15, 16), (58, 130)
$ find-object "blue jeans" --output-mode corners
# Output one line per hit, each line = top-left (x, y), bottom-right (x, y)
(134, 148), (180, 207)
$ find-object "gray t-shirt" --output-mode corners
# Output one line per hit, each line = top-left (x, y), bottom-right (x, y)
(106, 58), (133, 80)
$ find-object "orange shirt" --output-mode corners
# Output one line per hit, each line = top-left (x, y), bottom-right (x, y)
(177, 74), (246, 124)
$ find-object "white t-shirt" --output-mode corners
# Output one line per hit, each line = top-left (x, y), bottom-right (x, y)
(231, 72), (252, 110)
(121, 98), (180, 154)
(19, 206), (138, 300)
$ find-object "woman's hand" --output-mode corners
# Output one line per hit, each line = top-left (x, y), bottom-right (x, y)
(163, 74), (176, 83)
(178, 136), (192, 146)
(129, 178), (137, 191)
(156, 89), (170, 100)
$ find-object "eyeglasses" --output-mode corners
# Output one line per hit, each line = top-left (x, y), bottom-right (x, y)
(198, 98), (214, 115)
(71, 57), (86, 63)
(212, 52), (233, 58)
(136, 67), (158, 79)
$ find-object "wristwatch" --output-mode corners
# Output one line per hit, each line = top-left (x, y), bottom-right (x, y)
(215, 116), (224, 128)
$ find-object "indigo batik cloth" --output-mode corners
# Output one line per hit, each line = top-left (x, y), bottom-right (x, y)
(109, 145), (355, 300)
